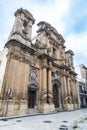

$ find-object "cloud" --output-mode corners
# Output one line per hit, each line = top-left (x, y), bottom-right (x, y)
(65, 32), (87, 52)
(0, 0), (87, 70)
(65, 31), (87, 67)
(30, 0), (72, 38)
(36, 0), (71, 33)
(0, 0), (72, 50)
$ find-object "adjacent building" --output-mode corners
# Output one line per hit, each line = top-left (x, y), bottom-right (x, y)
(0, 8), (79, 116)
(77, 64), (87, 108)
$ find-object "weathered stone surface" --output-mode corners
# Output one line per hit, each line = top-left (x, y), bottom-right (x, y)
(0, 8), (79, 116)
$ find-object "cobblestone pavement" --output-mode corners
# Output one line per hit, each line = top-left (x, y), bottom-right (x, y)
(0, 109), (87, 130)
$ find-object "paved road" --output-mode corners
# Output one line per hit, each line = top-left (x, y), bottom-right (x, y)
(0, 109), (87, 130)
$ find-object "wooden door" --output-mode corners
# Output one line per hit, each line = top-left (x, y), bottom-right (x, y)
(28, 91), (36, 108)
(53, 84), (59, 108)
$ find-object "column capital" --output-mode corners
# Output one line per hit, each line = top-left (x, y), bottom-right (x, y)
(48, 65), (52, 70)
(41, 64), (48, 68)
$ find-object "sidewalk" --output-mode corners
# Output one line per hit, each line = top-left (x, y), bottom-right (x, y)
(0, 110), (57, 120)
(0, 108), (87, 130)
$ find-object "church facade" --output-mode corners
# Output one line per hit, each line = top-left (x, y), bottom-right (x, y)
(0, 8), (79, 116)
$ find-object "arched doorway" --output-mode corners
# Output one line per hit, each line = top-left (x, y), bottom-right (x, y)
(53, 83), (59, 108)
(28, 84), (37, 108)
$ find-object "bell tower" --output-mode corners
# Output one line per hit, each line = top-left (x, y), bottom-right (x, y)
(8, 8), (35, 47)
(1, 8), (35, 116)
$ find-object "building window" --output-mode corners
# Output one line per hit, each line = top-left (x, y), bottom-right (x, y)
(79, 85), (84, 93)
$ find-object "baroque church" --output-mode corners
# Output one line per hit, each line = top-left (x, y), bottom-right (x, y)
(0, 8), (79, 116)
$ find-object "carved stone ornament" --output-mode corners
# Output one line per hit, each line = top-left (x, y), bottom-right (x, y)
(29, 68), (38, 81)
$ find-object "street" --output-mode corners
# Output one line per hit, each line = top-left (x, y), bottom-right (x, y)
(0, 109), (87, 130)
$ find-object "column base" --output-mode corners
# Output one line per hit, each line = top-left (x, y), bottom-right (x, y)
(38, 103), (55, 113)
(67, 103), (74, 110)
(73, 103), (79, 109)
(1, 100), (28, 117)
(63, 103), (74, 110)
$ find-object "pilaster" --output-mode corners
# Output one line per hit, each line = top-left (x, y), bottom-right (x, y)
(67, 77), (71, 97)
(61, 70), (68, 110)
(47, 66), (55, 111)
(47, 67), (53, 103)
(42, 66), (47, 103)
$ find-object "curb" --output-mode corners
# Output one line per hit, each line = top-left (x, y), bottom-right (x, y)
(0, 108), (81, 121)
(0, 111), (58, 121)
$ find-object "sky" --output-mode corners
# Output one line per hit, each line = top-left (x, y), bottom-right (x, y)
(0, 0), (87, 75)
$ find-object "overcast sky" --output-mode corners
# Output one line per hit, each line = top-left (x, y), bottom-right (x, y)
(0, 0), (87, 73)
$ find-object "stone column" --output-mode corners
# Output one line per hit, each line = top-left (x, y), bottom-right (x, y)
(38, 69), (42, 109)
(70, 74), (78, 109)
(69, 78), (73, 106)
(42, 67), (47, 103)
(47, 67), (55, 112)
(70, 75), (75, 108)
(74, 80), (78, 109)
(63, 76), (67, 96)
(70, 80), (74, 102)
(47, 67), (53, 103)
(67, 75), (74, 110)
(61, 70), (68, 110)
(67, 77), (71, 97)
(39, 66), (49, 113)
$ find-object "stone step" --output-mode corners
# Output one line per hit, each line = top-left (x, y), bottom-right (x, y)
(28, 109), (39, 114)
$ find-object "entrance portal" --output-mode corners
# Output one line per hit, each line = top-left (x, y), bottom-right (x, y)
(28, 90), (36, 108)
(53, 84), (59, 108)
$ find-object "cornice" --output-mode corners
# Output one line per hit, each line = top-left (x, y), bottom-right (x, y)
(11, 31), (31, 42)
(38, 53), (54, 61)
(15, 8), (35, 24)
(69, 70), (77, 76)
(5, 39), (36, 55)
